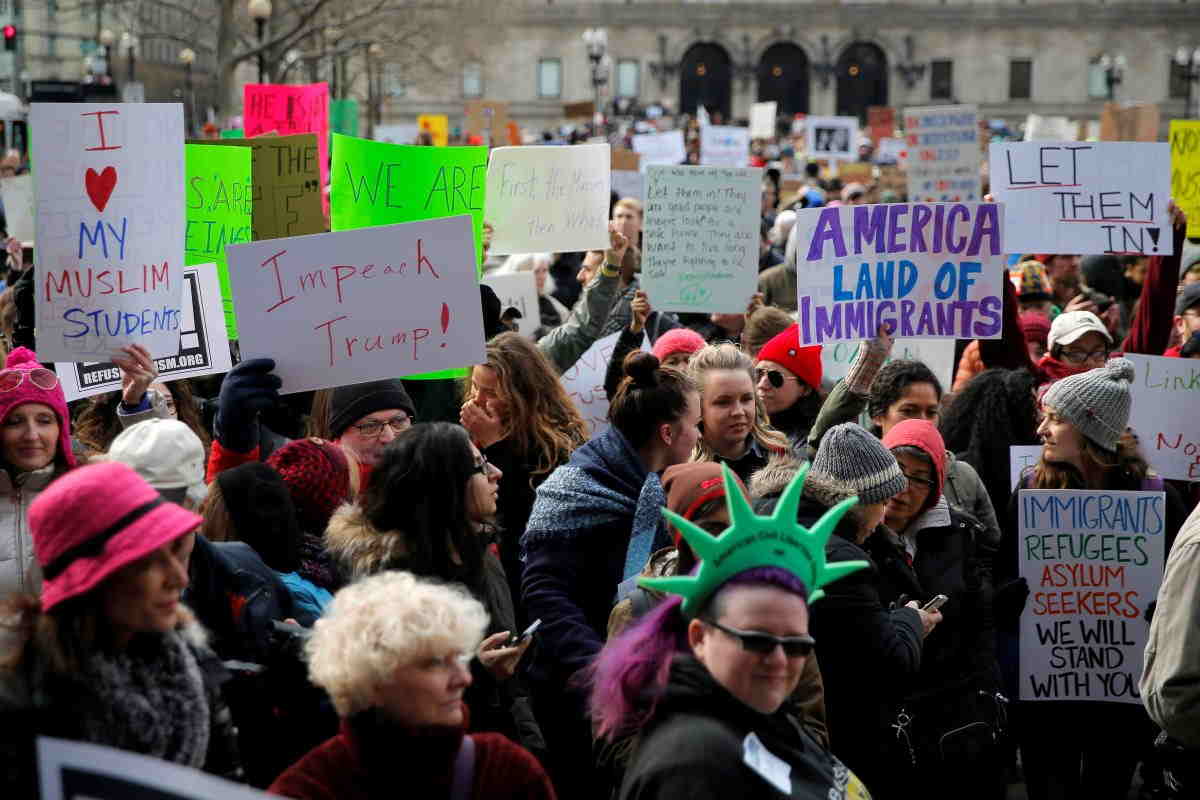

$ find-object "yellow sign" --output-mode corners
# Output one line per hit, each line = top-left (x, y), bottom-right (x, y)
(417, 114), (449, 147)
(1170, 120), (1200, 239)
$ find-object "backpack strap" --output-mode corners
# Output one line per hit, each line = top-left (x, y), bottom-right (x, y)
(450, 735), (476, 800)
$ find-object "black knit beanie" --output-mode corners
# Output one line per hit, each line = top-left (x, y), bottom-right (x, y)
(328, 379), (416, 439)
(216, 462), (302, 573)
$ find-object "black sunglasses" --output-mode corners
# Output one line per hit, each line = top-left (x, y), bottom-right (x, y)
(703, 619), (815, 658)
(754, 368), (800, 389)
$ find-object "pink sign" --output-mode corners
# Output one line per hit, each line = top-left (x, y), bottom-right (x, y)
(244, 82), (331, 207)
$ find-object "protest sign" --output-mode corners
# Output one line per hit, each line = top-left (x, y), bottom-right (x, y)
(989, 142), (1172, 256)
(791, 202), (1006, 345)
(611, 148), (640, 172)
(185, 143), (252, 338)
(1017, 488), (1165, 704)
(331, 133), (488, 264)
(1170, 120), (1200, 238)
(374, 124), (419, 144)
(611, 170), (643, 201)
(1, 174), (34, 242)
(196, 133), (324, 241)
(1125, 354), (1200, 481)
(700, 125), (750, 168)
(867, 106), (896, 146)
(750, 102), (777, 139)
(220, 128), (244, 139)
(878, 165), (907, 196)
(1024, 114), (1075, 142)
(482, 270), (539, 338)
(330, 98), (359, 136)
(904, 104), (981, 203)
(642, 164), (762, 313)
(560, 330), (648, 438)
(632, 130), (686, 171)
(820, 337), (955, 392)
(1100, 103), (1160, 143)
(806, 116), (858, 162)
(227, 215), (484, 394)
(244, 83), (330, 206)
(39, 736), (272, 800)
(56, 263), (233, 402)
(465, 100), (509, 139)
(417, 114), (449, 147)
(837, 162), (872, 184)
(875, 138), (907, 166)
(485, 143), (610, 255)
(32, 103), (185, 362)
(1010, 444), (1045, 490)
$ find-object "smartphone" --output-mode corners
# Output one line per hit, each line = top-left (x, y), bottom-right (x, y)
(922, 594), (949, 613)
(508, 618), (542, 646)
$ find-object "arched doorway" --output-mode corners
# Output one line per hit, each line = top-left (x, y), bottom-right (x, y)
(679, 42), (732, 120)
(836, 42), (888, 122)
(757, 42), (809, 119)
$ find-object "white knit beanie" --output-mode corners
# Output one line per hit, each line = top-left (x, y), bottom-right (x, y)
(1041, 357), (1135, 453)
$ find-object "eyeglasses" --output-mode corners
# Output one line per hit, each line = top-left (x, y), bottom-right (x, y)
(902, 472), (936, 491)
(1059, 347), (1109, 365)
(754, 368), (800, 389)
(471, 452), (495, 476)
(0, 368), (59, 393)
(351, 414), (411, 438)
(703, 618), (815, 658)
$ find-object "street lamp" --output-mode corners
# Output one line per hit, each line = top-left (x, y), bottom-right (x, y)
(99, 28), (115, 79)
(248, 0), (272, 83)
(1176, 46), (1200, 119)
(582, 28), (608, 132)
(1099, 52), (1126, 102)
(121, 31), (137, 83)
(180, 48), (196, 135)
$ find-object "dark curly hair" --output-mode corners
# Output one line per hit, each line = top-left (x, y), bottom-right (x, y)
(866, 359), (943, 431)
(939, 368), (1040, 514)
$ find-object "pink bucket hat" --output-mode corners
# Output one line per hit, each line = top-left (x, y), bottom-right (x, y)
(31, 461), (202, 610)
(0, 347), (75, 468)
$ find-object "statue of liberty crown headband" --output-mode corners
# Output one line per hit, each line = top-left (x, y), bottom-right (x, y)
(640, 462), (869, 617)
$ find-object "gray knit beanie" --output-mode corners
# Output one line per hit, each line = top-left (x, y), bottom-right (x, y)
(1041, 357), (1135, 453)
(810, 422), (907, 505)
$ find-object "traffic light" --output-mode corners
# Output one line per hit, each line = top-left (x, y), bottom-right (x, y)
(2, 26), (16, 52)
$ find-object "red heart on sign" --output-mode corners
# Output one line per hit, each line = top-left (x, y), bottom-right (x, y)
(84, 166), (118, 213)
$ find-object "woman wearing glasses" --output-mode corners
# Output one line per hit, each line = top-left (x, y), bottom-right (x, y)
(324, 422), (544, 757)
(753, 325), (824, 451)
(0, 347), (78, 600)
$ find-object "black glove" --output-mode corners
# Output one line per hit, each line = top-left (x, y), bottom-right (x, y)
(214, 358), (281, 453)
(993, 577), (1030, 632)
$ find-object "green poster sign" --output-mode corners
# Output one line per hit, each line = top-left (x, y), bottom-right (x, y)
(330, 133), (488, 380)
(330, 99), (360, 137)
(185, 144), (253, 339)
(220, 128), (245, 139)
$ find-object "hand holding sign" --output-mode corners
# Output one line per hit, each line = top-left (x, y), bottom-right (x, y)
(111, 343), (159, 406)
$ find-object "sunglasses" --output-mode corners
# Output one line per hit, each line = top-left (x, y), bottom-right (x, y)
(0, 368), (58, 393)
(703, 618), (815, 658)
(754, 368), (800, 389)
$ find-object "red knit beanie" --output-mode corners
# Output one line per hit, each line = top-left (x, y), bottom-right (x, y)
(1020, 312), (1051, 348)
(267, 438), (351, 535)
(755, 324), (822, 390)
(652, 328), (706, 364)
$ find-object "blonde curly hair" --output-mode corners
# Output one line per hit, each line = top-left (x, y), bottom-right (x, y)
(306, 572), (489, 717)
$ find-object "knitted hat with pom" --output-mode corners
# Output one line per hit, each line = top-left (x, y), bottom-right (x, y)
(1042, 357), (1135, 453)
(0, 347), (74, 469)
(810, 422), (907, 505)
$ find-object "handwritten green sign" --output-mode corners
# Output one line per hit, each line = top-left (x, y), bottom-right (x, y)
(185, 144), (252, 339)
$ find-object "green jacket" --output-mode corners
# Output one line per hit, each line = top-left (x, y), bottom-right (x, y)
(537, 270), (620, 374)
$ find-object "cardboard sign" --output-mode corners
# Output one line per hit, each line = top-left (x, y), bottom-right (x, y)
(806, 116), (859, 162)
(32, 103), (186, 361)
(1017, 489), (1166, 704)
(417, 114), (449, 147)
(632, 130), (686, 171)
(485, 144), (610, 255)
(611, 170), (643, 201)
(642, 164), (763, 313)
(1125, 354), (1200, 481)
(226, 215), (484, 394)
(464, 100), (509, 139)
(837, 162), (872, 184)
(244, 83), (330, 204)
(57, 263), (233, 402)
(875, 138), (907, 166)
(1101, 103), (1160, 143)
(38, 736), (273, 800)
(989, 142), (1173, 256)
(700, 125), (750, 168)
(1010, 444), (1045, 490)
(330, 134), (488, 265)
(185, 143), (252, 338)
(820, 337), (955, 392)
(374, 124), (419, 145)
(1, 174), (35, 243)
(1024, 114), (1076, 142)
(482, 271), (539, 338)
(904, 105), (981, 203)
(195, 134), (324, 241)
(750, 102), (777, 139)
(611, 148), (640, 172)
(867, 106), (896, 146)
(1170, 120), (1200, 239)
(560, 329), (648, 438)
(792, 202), (1006, 345)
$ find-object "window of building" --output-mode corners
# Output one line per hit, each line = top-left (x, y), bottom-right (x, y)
(1009, 58), (1032, 100)
(930, 59), (953, 100)
(538, 58), (562, 98)
(1087, 58), (1110, 99)
(463, 62), (483, 98)
(1169, 56), (1193, 99)
(46, 33), (56, 58)
(617, 59), (640, 98)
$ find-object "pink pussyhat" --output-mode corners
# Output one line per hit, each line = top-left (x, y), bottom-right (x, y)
(0, 347), (75, 469)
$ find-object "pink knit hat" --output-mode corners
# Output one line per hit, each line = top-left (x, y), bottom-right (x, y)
(31, 461), (202, 610)
(0, 347), (75, 469)
(652, 328), (706, 363)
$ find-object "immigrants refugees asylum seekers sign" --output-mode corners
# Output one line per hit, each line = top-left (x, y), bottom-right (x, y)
(1017, 489), (1166, 705)
(791, 202), (1006, 346)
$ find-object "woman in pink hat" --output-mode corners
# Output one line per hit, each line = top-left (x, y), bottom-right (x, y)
(0, 347), (79, 600)
(0, 461), (242, 795)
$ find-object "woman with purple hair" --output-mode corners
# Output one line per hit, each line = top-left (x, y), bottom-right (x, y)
(588, 463), (873, 800)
